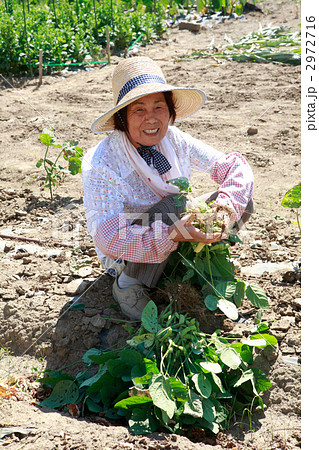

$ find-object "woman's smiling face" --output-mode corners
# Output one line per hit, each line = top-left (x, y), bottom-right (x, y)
(126, 92), (171, 148)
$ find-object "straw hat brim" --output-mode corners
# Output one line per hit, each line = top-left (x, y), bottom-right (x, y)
(91, 83), (206, 133)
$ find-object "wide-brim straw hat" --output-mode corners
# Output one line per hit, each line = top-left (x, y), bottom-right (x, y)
(91, 56), (206, 133)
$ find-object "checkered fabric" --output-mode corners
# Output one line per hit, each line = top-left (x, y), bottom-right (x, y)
(138, 145), (172, 175)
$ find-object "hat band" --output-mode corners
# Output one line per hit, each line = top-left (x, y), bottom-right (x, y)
(117, 74), (166, 104)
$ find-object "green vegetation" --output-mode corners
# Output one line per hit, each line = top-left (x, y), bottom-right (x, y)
(1, 0), (257, 76)
(38, 299), (275, 435)
(166, 177), (269, 321)
(0, 0), (167, 75)
(177, 25), (301, 65)
(281, 184), (301, 232)
(36, 129), (83, 201)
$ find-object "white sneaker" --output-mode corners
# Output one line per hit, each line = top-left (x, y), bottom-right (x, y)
(112, 279), (151, 321)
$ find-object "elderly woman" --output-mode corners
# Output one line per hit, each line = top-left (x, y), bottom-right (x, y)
(82, 57), (253, 321)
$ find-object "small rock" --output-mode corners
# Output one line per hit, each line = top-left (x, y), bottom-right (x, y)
(90, 315), (106, 329)
(241, 261), (294, 277)
(292, 297), (301, 309)
(247, 126), (258, 135)
(250, 240), (262, 248)
(0, 241), (7, 252)
(282, 355), (299, 366)
(14, 244), (42, 255)
(271, 318), (291, 332)
(282, 270), (298, 283)
(237, 229), (257, 243)
(262, 345), (279, 362)
(78, 266), (92, 278)
(65, 279), (92, 296)
(178, 21), (201, 32)
(0, 288), (18, 301)
(84, 307), (100, 317)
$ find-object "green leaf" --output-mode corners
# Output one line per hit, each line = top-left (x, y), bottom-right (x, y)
(182, 268), (195, 282)
(86, 350), (119, 365)
(251, 333), (278, 347)
(149, 374), (175, 420)
(233, 369), (254, 389)
(114, 396), (153, 410)
(129, 408), (158, 435)
(204, 295), (219, 311)
(281, 184), (301, 209)
(199, 361), (222, 374)
(234, 279), (246, 307)
(87, 372), (116, 394)
(217, 298), (238, 320)
(40, 129), (61, 147)
(241, 338), (267, 347)
(183, 389), (203, 418)
(192, 372), (212, 398)
(68, 156), (82, 175)
(36, 158), (43, 168)
(220, 347), (242, 370)
(127, 334), (155, 348)
(70, 302), (85, 310)
(86, 396), (104, 413)
(252, 367), (272, 392)
(233, 368), (271, 396)
(167, 176), (190, 192)
(215, 281), (237, 299)
(41, 379), (79, 408)
(82, 348), (102, 364)
(246, 284), (269, 309)
(141, 300), (158, 333)
(107, 359), (131, 378)
(40, 130), (54, 146)
(132, 359), (159, 386)
(211, 373), (226, 393)
(120, 349), (144, 367)
(80, 366), (108, 389)
(240, 345), (254, 364)
(38, 372), (74, 388)
(168, 377), (188, 401)
(202, 397), (219, 432)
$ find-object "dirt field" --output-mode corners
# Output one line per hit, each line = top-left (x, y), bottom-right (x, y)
(0, 1), (301, 448)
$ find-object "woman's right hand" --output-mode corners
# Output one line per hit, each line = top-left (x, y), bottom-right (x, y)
(168, 214), (225, 244)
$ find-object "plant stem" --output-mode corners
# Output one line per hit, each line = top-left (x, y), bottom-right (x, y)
(295, 210), (301, 233)
(206, 245), (214, 287)
(42, 144), (53, 201)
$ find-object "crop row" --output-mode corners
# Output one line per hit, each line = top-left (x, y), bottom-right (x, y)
(0, 0), (169, 75)
(1, 0), (253, 76)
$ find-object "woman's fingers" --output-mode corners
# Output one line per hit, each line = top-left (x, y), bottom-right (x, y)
(169, 217), (225, 243)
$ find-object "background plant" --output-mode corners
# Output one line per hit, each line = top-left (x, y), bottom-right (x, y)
(36, 128), (83, 201)
(281, 184), (301, 233)
(0, 0), (258, 76)
(0, 0), (167, 75)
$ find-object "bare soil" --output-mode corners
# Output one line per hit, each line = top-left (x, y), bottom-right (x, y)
(0, 1), (301, 448)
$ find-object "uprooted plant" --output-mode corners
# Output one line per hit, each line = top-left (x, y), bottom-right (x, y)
(36, 129), (83, 201)
(165, 177), (269, 321)
(37, 300), (276, 435)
